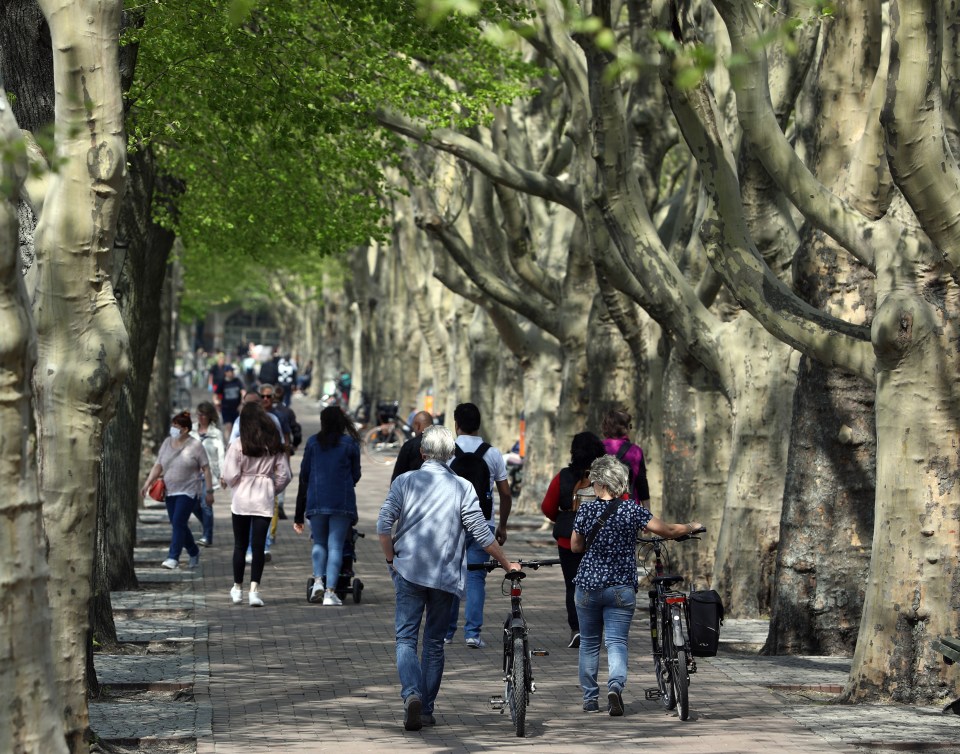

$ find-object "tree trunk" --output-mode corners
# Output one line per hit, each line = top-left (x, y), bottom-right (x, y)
(765, 356), (874, 654)
(659, 348), (730, 590)
(32, 1), (129, 747)
(712, 320), (797, 617)
(0, 85), (68, 754)
(845, 285), (960, 702)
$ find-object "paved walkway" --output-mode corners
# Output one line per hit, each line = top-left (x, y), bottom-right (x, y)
(94, 394), (960, 753)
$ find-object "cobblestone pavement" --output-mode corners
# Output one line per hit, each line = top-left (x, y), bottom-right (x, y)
(93, 394), (960, 753)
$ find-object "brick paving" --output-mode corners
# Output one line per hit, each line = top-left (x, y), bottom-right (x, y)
(95, 393), (960, 753)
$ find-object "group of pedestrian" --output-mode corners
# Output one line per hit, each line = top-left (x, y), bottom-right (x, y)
(539, 408), (701, 716)
(143, 388), (698, 730)
(379, 404), (699, 729)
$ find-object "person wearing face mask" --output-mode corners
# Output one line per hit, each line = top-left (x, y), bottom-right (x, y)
(142, 411), (214, 570)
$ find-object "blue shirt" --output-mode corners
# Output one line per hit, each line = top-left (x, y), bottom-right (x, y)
(573, 499), (652, 591)
(377, 459), (494, 598)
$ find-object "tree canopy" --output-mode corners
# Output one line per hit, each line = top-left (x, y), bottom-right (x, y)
(127, 0), (539, 313)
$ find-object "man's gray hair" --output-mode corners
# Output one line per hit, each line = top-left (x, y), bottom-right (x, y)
(589, 454), (629, 497)
(420, 424), (456, 461)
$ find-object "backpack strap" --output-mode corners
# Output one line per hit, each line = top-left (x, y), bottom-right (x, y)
(615, 441), (636, 498)
(584, 499), (622, 551)
(474, 442), (491, 459)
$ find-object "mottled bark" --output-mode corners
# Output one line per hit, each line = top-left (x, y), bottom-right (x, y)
(0, 83), (67, 754)
(32, 2), (129, 747)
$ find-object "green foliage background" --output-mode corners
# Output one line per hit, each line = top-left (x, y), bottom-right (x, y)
(126, 0), (538, 316)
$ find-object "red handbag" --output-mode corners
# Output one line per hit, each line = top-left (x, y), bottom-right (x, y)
(147, 478), (167, 501)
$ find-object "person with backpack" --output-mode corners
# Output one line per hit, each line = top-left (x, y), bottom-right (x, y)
(600, 408), (651, 508)
(444, 402), (512, 648)
(540, 431), (607, 649)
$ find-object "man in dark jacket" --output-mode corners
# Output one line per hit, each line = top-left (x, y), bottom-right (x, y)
(390, 411), (434, 481)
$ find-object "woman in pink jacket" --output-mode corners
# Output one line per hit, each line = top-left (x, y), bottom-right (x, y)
(222, 402), (292, 606)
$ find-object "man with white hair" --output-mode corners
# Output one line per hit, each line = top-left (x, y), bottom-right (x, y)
(378, 425), (519, 732)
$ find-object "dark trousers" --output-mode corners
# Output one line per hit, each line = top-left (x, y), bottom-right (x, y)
(232, 514), (270, 584)
(558, 545), (584, 631)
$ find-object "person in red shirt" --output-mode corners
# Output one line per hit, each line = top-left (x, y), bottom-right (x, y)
(540, 431), (606, 649)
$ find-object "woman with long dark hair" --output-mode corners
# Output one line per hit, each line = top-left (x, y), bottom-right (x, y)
(222, 402), (292, 606)
(540, 431), (607, 648)
(294, 405), (362, 605)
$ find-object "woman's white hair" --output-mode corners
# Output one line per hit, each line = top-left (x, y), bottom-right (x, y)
(589, 454), (629, 498)
(420, 424), (455, 462)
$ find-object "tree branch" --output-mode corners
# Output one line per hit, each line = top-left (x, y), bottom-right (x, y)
(664, 60), (876, 380)
(375, 108), (581, 214)
(713, 0), (894, 272)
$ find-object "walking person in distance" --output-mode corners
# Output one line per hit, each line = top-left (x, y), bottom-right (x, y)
(221, 402), (292, 606)
(141, 410), (214, 570)
(294, 405), (362, 606)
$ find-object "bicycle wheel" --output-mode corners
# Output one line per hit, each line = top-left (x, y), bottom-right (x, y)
(508, 635), (527, 737)
(655, 607), (676, 710)
(363, 425), (403, 465)
(672, 647), (690, 721)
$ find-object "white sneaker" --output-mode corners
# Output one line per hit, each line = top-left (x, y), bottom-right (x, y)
(249, 591), (264, 607)
(230, 586), (242, 604)
(309, 581), (325, 603)
(160, 558), (178, 570)
(245, 552), (253, 564)
(322, 591), (342, 606)
(465, 637), (487, 648)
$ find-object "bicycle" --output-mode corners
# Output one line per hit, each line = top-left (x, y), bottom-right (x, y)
(468, 557), (560, 737)
(637, 527), (706, 721)
(362, 400), (413, 465)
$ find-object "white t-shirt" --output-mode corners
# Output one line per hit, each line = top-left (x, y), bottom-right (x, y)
(450, 435), (508, 526)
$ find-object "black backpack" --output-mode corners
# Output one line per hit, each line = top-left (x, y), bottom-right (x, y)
(451, 442), (493, 519)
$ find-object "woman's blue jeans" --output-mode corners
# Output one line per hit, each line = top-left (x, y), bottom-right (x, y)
(575, 584), (637, 703)
(308, 513), (352, 589)
(166, 494), (200, 561)
(393, 572), (454, 715)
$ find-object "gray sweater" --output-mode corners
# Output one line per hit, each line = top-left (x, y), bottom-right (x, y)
(377, 459), (494, 598)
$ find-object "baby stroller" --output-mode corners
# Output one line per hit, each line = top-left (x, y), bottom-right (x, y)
(306, 527), (365, 604)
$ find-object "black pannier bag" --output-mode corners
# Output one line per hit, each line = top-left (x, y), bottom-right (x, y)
(687, 590), (724, 657)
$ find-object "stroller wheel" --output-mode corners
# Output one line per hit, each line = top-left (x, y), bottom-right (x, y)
(353, 578), (363, 603)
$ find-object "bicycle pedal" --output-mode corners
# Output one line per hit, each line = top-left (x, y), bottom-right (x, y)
(644, 688), (661, 700)
(490, 696), (505, 710)
(531, 648), (549, 657)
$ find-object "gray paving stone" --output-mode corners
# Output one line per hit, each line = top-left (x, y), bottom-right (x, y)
(112, 591), (205, 611)
(95, 654), (208, 686)
(116, 618), (206, 643)
(89, 701), (212, 739)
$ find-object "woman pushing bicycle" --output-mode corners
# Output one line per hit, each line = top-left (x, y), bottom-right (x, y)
(571, 454), (701, 716)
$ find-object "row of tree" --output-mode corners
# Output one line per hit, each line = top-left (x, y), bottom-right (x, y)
(2, 0), (958, 751)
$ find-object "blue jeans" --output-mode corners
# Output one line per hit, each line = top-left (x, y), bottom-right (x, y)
(166, 494), (200, 561)
(191, 482), (214, 544)
(575, 584), (636, 703)
(393, 572), (455, 714)
(308, 513), (352, 589)
(446, 526), (492, 640)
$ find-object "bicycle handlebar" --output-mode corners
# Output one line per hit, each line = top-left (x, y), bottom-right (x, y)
(637, 526), (707, 545)
(467, 558), (562, 572)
